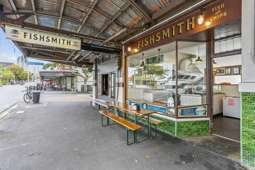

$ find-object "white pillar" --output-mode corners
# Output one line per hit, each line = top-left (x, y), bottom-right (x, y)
(92, 62), (97, 106)
(240, 0), (255, 169)
(239, 0), (255, 90)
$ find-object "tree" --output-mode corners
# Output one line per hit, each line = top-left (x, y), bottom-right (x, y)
(8, 64), (28, 81)
(81, 65), (93, 82)
(42, 63), (58, 70)
(1, 68), (14, 84)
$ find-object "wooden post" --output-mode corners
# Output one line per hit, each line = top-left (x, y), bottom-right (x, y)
(206, 29), (214, 133)
(122, 45), (127, 104)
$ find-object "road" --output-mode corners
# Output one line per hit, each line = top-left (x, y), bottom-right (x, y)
(0, 85), (25, 113)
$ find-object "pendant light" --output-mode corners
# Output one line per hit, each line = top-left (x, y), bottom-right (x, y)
(140, 53), (145, 68)
(195, 46), (203, 63)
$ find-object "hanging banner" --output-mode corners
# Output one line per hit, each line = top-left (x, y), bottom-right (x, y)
(5, 25), (81, 50)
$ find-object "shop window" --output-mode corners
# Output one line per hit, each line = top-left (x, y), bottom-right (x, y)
(177, 41), (207, 117)
(214, 22), (241, 54)
(127, 42), (176, 117)
(127, 41), (209, 118)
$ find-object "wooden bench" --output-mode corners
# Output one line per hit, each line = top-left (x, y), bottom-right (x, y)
(149, 117), (162, 136)
(99, 110), (142, 145)
(94, 99), (109, 109)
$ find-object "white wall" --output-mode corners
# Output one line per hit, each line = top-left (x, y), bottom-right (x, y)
(239, 0), (255, 92)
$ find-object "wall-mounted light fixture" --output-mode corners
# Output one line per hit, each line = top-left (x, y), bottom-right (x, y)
(140, 53), (145, 69)
(127, 47), (132, 52)
(205, 21), (212, 27)
(134, 48), (139, 53)
(197, 14), (205, 25)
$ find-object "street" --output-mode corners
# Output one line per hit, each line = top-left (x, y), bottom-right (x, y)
(0, 85), (25, 113)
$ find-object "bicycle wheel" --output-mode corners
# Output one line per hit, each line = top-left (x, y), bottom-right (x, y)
(23, 93), (31, 104)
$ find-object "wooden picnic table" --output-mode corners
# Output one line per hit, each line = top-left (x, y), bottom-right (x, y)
(110, 103), (155, 137)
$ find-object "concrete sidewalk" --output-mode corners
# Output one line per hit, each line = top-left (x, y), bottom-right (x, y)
(0, 93), (245, 170)
(0, 85), (24, 114)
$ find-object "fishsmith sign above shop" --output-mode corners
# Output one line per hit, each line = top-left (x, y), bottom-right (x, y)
(125, 0), (241, 54)
(5, 25), (81, 50)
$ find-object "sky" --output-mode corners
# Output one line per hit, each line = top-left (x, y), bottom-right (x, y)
(0, 28), (23, 63)
(0, 29), (48, 65)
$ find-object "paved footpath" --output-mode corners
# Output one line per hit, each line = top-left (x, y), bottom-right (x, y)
(0, 85), (25, 113)
(0, 93), (246, 170)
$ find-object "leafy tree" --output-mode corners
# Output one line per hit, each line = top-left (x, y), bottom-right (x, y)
(8, 64), (28, 81)
(42, 63), (58, 70)
(1, 68), (14, 84)
(81, 65), (93, 82)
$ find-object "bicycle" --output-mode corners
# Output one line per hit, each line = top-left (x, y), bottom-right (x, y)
(23, 86), (33, 103)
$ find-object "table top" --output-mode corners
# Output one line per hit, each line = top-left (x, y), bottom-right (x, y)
(110, 103), (154, 116)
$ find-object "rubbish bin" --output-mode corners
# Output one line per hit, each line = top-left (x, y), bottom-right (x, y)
(32, 91), (40, 104)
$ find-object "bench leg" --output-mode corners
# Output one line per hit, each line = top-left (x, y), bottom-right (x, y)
(126, 129), (130, 145)
(134, 131), (137, 143)
(101, 114), (104, 127)
(107, 117), (109, 126)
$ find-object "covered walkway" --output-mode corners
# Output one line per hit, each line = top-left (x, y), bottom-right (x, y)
(0, 93), (244, 170)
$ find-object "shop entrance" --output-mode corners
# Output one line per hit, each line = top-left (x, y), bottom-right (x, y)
(102, 74), (109, 96)
(212, 22), (241, 142)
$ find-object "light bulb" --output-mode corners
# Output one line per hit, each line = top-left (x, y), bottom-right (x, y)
(197, 14), (204, 25)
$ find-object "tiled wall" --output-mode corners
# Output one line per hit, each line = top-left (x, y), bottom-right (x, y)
(242, 92), (255, 169)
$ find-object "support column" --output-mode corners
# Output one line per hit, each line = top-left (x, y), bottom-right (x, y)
(206, 29), (214, 133)
(239, 0), (255, 169)
(117, 45), (126, 104)
(92, 58), (98, 106)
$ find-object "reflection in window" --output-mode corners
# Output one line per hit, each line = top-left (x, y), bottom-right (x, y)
(127, 41), (208, 118)
(127, 43), (176, 117)
(177, 41), (207, 117)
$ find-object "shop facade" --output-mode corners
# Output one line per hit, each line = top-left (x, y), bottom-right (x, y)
(92, 0), (255, 168)
(121, 0), (241, 137)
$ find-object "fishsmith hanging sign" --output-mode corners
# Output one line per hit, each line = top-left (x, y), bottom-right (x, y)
(125, 0), (241, 54)
(5, 25), (81, 50)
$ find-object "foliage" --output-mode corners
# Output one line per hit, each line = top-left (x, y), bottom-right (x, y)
(9, 64), (28, 81)
(0, 64), (30, 85)
(42, 63), (58, 70)
(144, 64), (164, 76)
(242, 92), (255, 168)
(1, 68), (15, 85)
(82, 65), (93, 81)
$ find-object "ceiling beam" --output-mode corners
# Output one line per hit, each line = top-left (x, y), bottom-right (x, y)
(5, 9), (81, 24)
(30, 0), (38, 25)
(0, 18), (113, 43)
(66, 51), (76, 61)
(127, 0), (151, 22)
(93, 8), (124, 28)
(72, 52), (81, 61)
(76, 0), (98, 33)
(104, 28), (127, 42)
(152, 0), (199, 20)
(8, 0), (17, 11)
(77, 52), (92, 62)
(77, 28), (123, 62)
(8, 0), (18, 19)
(19, 46), (70, 54)
(96, 2), (130, 36)
(57, 0), (66, 29)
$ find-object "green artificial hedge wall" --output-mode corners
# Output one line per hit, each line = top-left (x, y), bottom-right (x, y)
(176, 120), (209, 137)
(112, 109), (209, 137)
(157, 120), (176, 135)
(242, 92), (255, 168)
